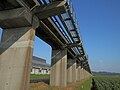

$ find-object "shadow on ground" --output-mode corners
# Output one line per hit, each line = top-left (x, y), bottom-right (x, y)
(30, 78), (50, 85)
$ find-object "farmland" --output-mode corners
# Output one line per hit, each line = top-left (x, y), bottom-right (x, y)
(92, 74), (120, 90)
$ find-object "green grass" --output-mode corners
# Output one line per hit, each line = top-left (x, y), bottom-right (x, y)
(79, 78), (92, 90)
(30, 74), (50, 79)
(29, 77), (93, 90)
(30, 74), (93, 90)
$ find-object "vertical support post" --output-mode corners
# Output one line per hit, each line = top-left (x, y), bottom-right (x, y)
(72, 61), (76, 82)
(80, 68), (84, 80)
(67, 59), (76, 83)
(86, 71), (88, 78)
(83, 69), (86, 79)
(76, 65), (81, 81)
(67, 59), (72, 83)
(50, 49), (67, 87)
(84, 69), (86, 79)
(79, 68), (81, 80)
(0, 27), (35, 90)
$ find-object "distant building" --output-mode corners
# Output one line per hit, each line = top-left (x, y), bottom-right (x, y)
(31, 56), (50, 74)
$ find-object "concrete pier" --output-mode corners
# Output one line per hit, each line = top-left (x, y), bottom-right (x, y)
(0, 0), (92, 89)
(50, 49), (67, 87)
(76, 66), (81, 81)
(67, 60), (72, 83)
(0, 27), (35, 90)
(72, 62), (77, 82)
(67, 59), (76, 83)
(80, 68), (84, 80)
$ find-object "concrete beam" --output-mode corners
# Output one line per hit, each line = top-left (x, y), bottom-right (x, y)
(63, 42), (82, 48)
(75, 54), (84, 58)
(0, 27), (35, 90)
(32, 1), (67, 19)
(0, 7), (32, 29)
(0, 7), (39, 29)
(0, 0), (21, 11)
(50, 49), (67, 87)
(67, 59), (76, 83)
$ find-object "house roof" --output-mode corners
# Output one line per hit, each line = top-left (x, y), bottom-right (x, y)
(32, 56), (50, 68)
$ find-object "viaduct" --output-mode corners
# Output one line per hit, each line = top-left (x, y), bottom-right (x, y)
(0, 0), (92, 90)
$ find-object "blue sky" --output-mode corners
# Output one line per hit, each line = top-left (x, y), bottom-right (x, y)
(0, 0), (120, 73)
(72, 0), (120, 73)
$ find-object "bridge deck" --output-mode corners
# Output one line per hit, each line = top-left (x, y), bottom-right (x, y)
(0, 0), (91, 73)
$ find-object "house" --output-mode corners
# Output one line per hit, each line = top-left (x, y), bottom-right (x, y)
(31, 56), (50, 74)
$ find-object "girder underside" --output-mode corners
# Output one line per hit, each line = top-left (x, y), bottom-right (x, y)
(0, 0), (91, 73)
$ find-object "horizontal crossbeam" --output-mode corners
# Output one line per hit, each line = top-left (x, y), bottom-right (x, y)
(32, 1), (68, 19)
(64, 42), (82, 48)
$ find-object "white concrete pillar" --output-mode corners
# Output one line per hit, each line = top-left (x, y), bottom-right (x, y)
(50, 49), (67, 87)
(80, 68), (84, 80)
(79, 69), (82, 80)
(72, 62), (76, 82)
(67, 59), (76, 83)
(76, 66), (81, 81)
(67, 62), (72, 83)
(0, 27), (35, 90)
(84, 69), (86, 79)
(83, 69), (86, 79)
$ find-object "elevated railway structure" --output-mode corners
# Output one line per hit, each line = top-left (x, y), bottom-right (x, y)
(0, 0), (92, 90)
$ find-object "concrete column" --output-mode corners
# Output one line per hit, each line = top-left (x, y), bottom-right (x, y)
(0, 27), (35, 90)
(83, 70), (86, 79)
(85, 70), (90, 78)
(76, 66), (81, 81)
(79, 69), (82, 80)
(50, 49), (67, 87)
(83, 69), (86, 79)
(67, 61), (72, 83)
(67, 59), (76, 83)
(79, 68), (82, 80)
(80, 68), (84, 80)
(85, 70), (88, 78)
(72, 62), (76, 82)
(82, 69), (85, 79)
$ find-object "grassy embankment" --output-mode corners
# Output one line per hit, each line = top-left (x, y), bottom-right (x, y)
(80, 78), (92, 90)
(29, 74), (92, 90)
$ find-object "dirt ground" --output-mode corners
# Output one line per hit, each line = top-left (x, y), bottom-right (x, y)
(29, 79), (86, 90)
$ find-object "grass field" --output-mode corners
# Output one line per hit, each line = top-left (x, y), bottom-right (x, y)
(80, 78), (92, 90)
(92, 74), (120, 90)
(30, 74), (50, 79)
(29, 74), (92, 90)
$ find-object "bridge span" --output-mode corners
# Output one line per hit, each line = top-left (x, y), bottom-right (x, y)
(0, 0), (92, 90)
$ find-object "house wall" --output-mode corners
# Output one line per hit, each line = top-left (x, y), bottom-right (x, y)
(31, 67), (50, 74)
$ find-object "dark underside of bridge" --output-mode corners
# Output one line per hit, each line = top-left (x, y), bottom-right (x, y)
(36, 19), (75, 59)
(0, 0), (91, 73)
